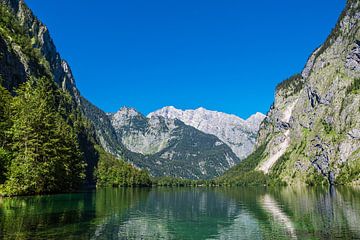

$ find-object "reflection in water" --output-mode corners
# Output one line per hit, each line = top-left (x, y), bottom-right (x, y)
(260, 194), (297, 239)
(0, 188), (150, 239)
(117, 216), (173, 239)
(210, 211), (262, 240)
(333, 187), (360, 237)
(274, 186), (360, 239)
(0, 186), (359, 239)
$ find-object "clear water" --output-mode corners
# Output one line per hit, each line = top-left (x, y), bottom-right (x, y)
(0, 186), (360, 239)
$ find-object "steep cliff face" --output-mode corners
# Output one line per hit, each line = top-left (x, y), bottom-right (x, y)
(0, 35), (27, 90)
(110, 107), (240, 179)
(80, 98), (125, 157)
(112, 107), (178, 155)
(148, 107), (265, 160)
(0, 0), (127, 162)
(256, 0), (360, 185)
(0, 0), (79, 98)
(0, 0), (135, 186)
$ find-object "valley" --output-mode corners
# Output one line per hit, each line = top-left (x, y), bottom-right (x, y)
(0, 0), (359, 195)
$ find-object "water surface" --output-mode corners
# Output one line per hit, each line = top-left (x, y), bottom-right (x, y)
(0, 186), (360, 239)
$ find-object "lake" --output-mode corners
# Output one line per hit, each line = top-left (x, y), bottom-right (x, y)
(0, 186), (359, 239)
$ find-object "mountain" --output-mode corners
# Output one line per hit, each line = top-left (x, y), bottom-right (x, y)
(0, 0), (264, 182)
(0, 0), (150, 195)
(0, 0), (79, 98)
(220, 0), (360, 186)
(148, 106), (265, 160)
(80, 97), (126, 157)
(109, 107), (240, 179)
(0, 0), (129, 159)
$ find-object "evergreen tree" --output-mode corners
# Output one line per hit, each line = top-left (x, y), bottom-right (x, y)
(0, 85), (12, 183)
(4, 77), (86, 195)
(94, 146), (151, 187)
(0, 84), (11, 145)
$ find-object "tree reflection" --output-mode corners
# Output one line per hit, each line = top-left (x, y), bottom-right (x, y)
(0, 188), (150, 239)
(0, 186), (359, 239)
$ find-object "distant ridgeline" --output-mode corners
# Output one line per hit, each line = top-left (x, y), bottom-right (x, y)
(218, 0), (360, 186)
(105, 106), (265, 180)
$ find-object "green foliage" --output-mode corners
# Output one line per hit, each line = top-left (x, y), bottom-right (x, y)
(223, 171), (268, 186)
(0, 85), (12, 184)
(267, 152), (294, 186)
(152, 176), (215, 187)
(0, 2), (152, 195)
(0, 147), (11, 184)
(304, 168), (329, 186)
(0, 85), (11, 145)
(321, 120), (333, 135)
(313, 0), (359, 61)
(336, 158), (360, 184)
(296, 139), (307, 155)
(2, 77), (86, 196)
(216, 144), (269, 186)
(94, 146), (151, 187)
(0, 4), (94, 195)
(276, 74), (304, 97)
(346, 78), (360, 95)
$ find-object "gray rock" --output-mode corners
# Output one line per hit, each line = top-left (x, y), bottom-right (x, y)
(255, 0), (360, 185)
(348, 129), (360, 139)
(148, 106), (265, 160)
(110, 107), (241, 179)
(345, 40), (360, 72)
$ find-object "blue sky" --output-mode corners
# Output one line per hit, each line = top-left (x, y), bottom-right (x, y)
(26, 0), (345, 119)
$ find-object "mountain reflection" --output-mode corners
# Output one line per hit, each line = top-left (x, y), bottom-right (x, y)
(0, 186), (360, 239)
(260, 194), (297, 239)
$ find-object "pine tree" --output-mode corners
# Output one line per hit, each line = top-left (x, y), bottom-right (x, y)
(0, 85), (12, 183)
(4, 77), (86, 195)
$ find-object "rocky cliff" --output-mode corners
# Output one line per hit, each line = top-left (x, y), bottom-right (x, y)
(255, 0), (360, 185)
(0, 0), (129, 161)
(148, 106), (265, 160)
(0, 0), (79, 99)
(110, 107), (240, 179)
(0, 0), (136, 186)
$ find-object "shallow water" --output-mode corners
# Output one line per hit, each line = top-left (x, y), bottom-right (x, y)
(0, 186), (359, 239)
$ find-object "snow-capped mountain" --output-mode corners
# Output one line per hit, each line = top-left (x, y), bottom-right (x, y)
(148, 106), (266, 160)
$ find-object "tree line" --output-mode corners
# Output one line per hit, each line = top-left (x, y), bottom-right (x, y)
(0, 77), (152, 196)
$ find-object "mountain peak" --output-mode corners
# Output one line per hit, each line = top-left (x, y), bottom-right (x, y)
(117, 106), (142, 116)
(246, 112), (266, 122)
(148, 106), (265, 159)
(111, 106), (145, 129)
(245, 112), (266, 131)
(196, 107), (206, 111)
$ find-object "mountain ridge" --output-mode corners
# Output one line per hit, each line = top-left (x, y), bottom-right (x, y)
(108, 106), (242, 179)
(220, 0), (360, 186)
(0, 0), (151, 193)
(148, 106), (265, 160)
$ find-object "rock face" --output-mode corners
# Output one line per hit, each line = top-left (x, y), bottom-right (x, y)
(110, 107), (240, 179)
(0, 0), (253, 179)
(0, 0), (128, 167)
(80, 98), (125, 157)
(0, 0), (80, 100)
(255, 0), (360, 185)
(148, 107), (265, 160)
(0, 36), (27, 90)
(111, 107), (177, 155)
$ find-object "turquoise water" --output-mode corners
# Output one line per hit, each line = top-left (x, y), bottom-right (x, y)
(0, 186), (360, 239)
